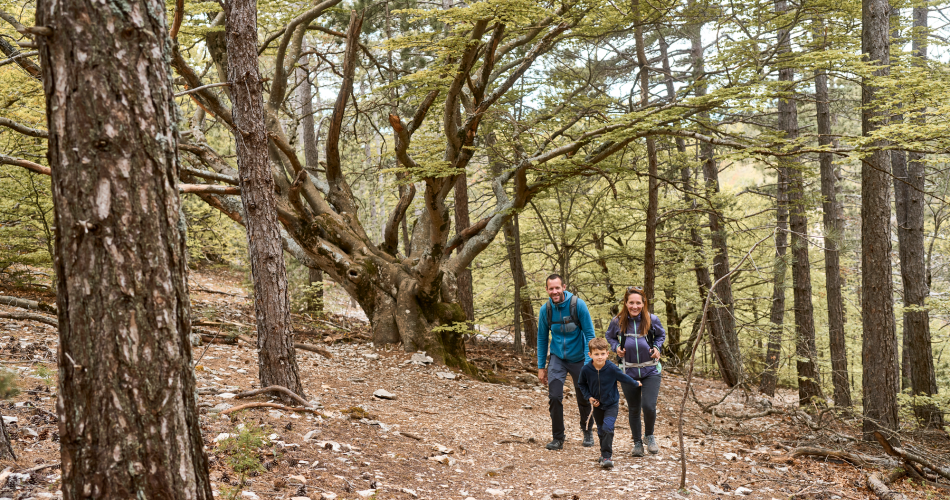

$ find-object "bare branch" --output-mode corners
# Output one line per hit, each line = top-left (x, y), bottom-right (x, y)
(0, 117), (47, 138)
(0, 154), (49, 175)
(179, 184), (240, 195)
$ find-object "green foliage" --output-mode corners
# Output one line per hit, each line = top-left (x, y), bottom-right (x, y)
(33, 364), (55, 389)
(217, 422), (271, 500)
(0, 369), (18, 400)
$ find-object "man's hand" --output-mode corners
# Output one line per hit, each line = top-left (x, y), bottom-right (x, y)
(538, 368), (548, 385)
(650, 347), (660, 360)
(589, 397), (600, 407)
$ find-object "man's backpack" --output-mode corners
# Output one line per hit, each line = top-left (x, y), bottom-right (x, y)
(546, 295), (579, 334)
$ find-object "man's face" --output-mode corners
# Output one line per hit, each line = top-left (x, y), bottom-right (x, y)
(546, 278), (564, 303)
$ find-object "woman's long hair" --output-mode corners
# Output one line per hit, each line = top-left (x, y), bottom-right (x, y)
(615, 287), (651, 337)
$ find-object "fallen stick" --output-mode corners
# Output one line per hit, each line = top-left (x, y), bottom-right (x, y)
(397, 431), (423, 441)
(221, 402), (321, 416)
(200, 334), (236, 345)
(874, 431), (950, 482)
(867, 472), (905, 500)
(235, 385), (309, 407)
(791, 447), (868, 467)
(0, 311), (57, 327)
(22, 462), (59, 473)
(0, 295), (56, 314)
(294, 342), (332, 359)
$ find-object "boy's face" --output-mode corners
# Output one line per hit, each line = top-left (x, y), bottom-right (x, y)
(590, 348), (609, 366)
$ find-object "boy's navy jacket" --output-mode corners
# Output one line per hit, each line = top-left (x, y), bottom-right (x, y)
(577, 360), (639, 407)
(537, 291), (596, 369)
(605, 313), (667, 379)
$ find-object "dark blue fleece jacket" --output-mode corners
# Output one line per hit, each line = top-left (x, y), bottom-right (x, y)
(576, 360), (639, 407)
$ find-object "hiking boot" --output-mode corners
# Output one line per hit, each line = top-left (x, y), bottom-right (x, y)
(545, 439), (564, 450)
(582, 430), (595, 447)
(645, 435), (659, 454)
(631, 440), (644, 457)
(600, 457), (614, 469)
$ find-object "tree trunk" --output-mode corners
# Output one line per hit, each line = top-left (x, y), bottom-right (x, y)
(504, 214), (524, 352)
(896, 5), (942, 427)
(224, 0), (304, 399)
(36, 0), (213, 496)
(759, 164), (788, 397)
(861, 0), (900, 441)
(454, 175), (475, 327)
(296, 47), (325, 315)
(816, 65), (851, 407)
(775, 1), (824, 405)
(634, 0), (659, 303)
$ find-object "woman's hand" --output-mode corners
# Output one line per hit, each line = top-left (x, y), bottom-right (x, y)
(650, 347), (660, 360)
(616, 346), (625, 357)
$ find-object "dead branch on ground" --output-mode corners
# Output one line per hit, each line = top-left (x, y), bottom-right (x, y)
(235, 385), (309, 407)
(221, 402), (322, 416)
(867, 472), (905, 500)
(0, 311), (57, 327)
(294, 342), (333, 359)
(0, 295), (56, 314)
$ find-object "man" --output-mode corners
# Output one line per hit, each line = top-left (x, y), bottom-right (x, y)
(537, 274), (596, 450)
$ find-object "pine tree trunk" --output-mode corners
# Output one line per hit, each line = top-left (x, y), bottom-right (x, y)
(861, 0), (900, 441)
(634, 0), (659, 303)
(224, 0), (304, 399)
(896, 5), (942, 427)
(775, 1), (823, 405)
(759, 164), (788, 397)
(36, 0), (213, 496)
(816, 66), (851, 407)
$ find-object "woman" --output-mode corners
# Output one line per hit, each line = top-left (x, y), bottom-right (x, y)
(605, 286), (666, 457)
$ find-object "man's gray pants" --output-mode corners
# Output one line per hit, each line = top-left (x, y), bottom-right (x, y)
(547, 354), (593, 441)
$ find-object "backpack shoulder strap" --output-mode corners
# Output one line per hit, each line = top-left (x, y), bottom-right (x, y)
(545, 303), (552, 330)
(569, 295), (578, 325)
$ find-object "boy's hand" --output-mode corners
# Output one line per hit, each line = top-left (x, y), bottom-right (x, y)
(589, 397), (600, 407)
(638, 381), (643, 387)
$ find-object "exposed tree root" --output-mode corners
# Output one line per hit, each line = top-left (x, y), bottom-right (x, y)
(791, 447), (870, 466)
(221, 402), (322, 416)
(294, 342), (333, 359)
(874, 431), (950, 482)
(235, 385), (309, 407)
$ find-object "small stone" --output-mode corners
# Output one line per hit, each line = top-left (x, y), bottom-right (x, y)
(485, 488), (505, 496)
(400, 488), (418, 497)
(735, 486), (753, 495)
(218, 393), (237, 399)
(436, 372), (456, 380)
(515, 373), (539, 384)
(20, 427), (38, 438)
(268, 410), (284, 419)
(410, 352), (433, 365)
(708, 484), (725, 494)
(1, 416), (16, 425)
(363, 354), (379, 360)
(320, 493), (337, 500)
(213, 433), (232, 442)
(240, 492), (260, 500)
(723, 452), (738, 461)
(356, 489), (376, 498)
(552, 489), (570, 498)
(210, 403), (232, 412)
(432, 444), (453, 454)
(373, 389), (396, 400)
(428, 455), (456, 466)
(303, 430), (320, 441)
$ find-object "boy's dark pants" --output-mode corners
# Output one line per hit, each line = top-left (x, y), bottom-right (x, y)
(547, 355), (593, 441)
(593, 403), (619, 459)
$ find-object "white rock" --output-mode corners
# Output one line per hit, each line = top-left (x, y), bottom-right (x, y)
(303, 430), (320, 441)
(314, 441), (341, 452)
(401, 488), (418, 497)
(357, 489), (376, 498)
(267, 410), (283, 419)
(20, 427), (38, 438)
(373, 389), (396, 400)
(708, 484), (725, 494)
(240, 492), (260, 500)
(218, 393), (237, 399)
(1, 417), (15, 425)
(735, 486), (753, 495)
(236, 369), (247, 374)
(428, 455), (456, 466)
(410, 352), (433, 364)
(213, 433), (232, 442)
(363, 353), (380, 360)
(436, 372), (456, 380)
(723, 452), (739, 461)
(291, 497), (311, 500)
(552, 490), (571, 498)
(432, 444), (453, 454)
(320, 494), (337, 500)
(486, 489), (505, 496)
(289, 475), (307, 484)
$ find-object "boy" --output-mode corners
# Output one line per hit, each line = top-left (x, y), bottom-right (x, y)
(577, 337), (641, 468)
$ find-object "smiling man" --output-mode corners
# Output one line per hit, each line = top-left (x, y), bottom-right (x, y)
(537, 274), (596, 450)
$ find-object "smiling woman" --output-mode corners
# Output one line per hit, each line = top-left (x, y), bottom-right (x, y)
(605, 286), (666, 458)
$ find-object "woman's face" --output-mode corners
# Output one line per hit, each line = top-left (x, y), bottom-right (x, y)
(626, 293), (644, 317)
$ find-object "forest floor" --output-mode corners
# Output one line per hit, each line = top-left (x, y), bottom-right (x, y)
(0, 268), (948, 500)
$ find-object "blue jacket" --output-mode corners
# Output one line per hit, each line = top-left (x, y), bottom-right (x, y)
(537, 291), (595, 369)
(605, 313), (666, 379)
(577, 360), (639, 407)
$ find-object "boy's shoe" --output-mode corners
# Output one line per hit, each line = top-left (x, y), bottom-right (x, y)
(599, 457), (614, 469)
(545, 439), (564, 450)
(645, 435), (659, 454)
(582, 430), (595, 447)
(631, 440), (644, 457)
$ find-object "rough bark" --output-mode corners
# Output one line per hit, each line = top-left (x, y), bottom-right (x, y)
(816, 64), (851, 407)
(861, 0), (900, 440)
(454, 174), (475, 327)
(296, 48), (325, 315)
(224, 0), (304, 399)
(776, 2), (823, 405)
(35, 0), (212, 496)
(759, 164), (788, 397)
(895, 5), (942, 427)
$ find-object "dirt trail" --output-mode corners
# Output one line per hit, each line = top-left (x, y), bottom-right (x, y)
(0, 270), (946, 499)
